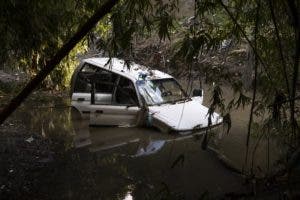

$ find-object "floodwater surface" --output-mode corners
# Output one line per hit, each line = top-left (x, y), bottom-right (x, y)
(2, 86), (283, 199)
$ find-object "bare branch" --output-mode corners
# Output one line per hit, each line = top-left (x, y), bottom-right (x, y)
(267, 0), (291, 97)
(244, 0), (261, 174)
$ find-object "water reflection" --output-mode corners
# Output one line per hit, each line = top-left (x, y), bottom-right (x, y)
(123, 192), (133, 200)
(72, 114), (208, 158)
(7, 98), (259, 199)
(1, 80), (290, 200)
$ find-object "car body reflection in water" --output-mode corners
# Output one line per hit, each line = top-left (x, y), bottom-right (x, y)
(68, 111), (245, 199)
(72, 113), (208, 158)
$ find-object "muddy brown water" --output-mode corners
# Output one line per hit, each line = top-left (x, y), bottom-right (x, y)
(2, 85), (284, 199)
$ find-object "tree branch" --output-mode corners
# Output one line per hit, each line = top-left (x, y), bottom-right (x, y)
(218, 0), (274, 86)
(287, 0), (300, 139)
(267, 0), (291, 97)
(244, 0), (260, 174)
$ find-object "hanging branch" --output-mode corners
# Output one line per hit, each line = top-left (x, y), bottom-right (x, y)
(287, 0), (300, 140)
(0, 0), (120, 124)
(218, 0), (274, 86)
(243, 0), (261, 174)
(267, 0), (291, 98)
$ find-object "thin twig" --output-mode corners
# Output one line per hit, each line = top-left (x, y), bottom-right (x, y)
(244, 0), (260, 174)
(267, 0), (291, 98)
(287, 0), (300, 142)
(218, 0), (274, 86)
(267, 96), (300, 107)
(251, 129), (267, 175)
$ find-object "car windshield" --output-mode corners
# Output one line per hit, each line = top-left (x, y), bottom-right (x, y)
(136, 78), (188, 105)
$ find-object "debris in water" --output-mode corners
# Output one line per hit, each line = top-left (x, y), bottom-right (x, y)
(25, 136), (34, 143)
(133, 140), (165, 157)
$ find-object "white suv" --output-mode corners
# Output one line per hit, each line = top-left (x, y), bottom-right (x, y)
(70, 57), (222, 134)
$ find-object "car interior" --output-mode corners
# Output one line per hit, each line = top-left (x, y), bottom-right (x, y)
(73, 63), (139, 106)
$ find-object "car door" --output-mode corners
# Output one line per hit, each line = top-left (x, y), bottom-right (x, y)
(89, 74), (141, 126)
(71, 62), (141, 126)
(71, 63), (97, 120)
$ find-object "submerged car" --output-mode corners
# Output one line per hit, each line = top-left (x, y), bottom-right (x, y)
(70, 57), (222, 134)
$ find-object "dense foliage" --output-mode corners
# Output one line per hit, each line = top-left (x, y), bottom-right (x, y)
(0, 0), (106, 88)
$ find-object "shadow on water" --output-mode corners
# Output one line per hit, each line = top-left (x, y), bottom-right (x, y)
(2, 88), (284, 199)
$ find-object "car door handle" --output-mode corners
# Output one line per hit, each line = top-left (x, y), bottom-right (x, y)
(95, 110), (103, 114)
(77, 98), (85, 101)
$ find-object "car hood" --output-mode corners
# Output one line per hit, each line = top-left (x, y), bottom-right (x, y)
(148, 97), (222, 133)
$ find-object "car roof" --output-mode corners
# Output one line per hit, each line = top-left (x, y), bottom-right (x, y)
(83, 57), (173, 82)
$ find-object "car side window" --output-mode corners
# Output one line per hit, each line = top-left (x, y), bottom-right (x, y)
(73, 63), (97, 93)
(74, 63), (118, 94)
(115, 76), (139, 105)
(94, 70), (118, 94)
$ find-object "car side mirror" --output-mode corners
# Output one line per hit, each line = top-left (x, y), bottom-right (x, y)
(192, 89), (203, 97)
